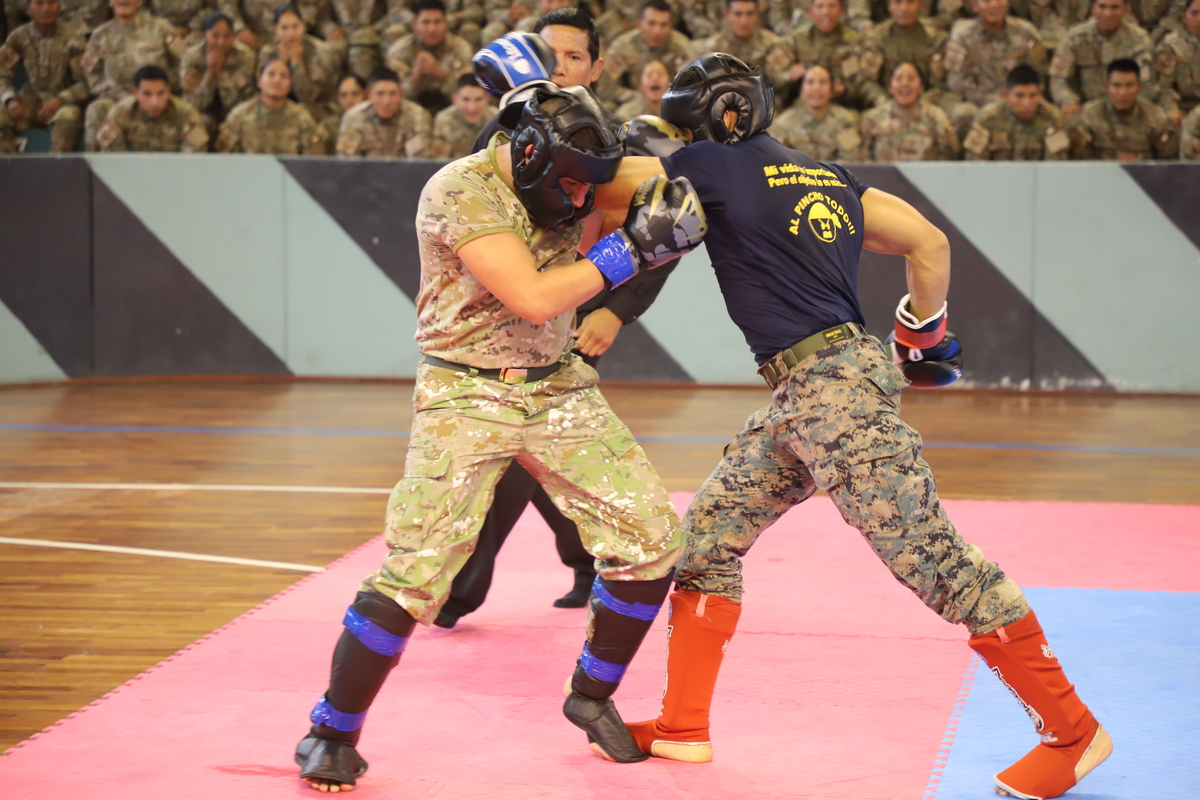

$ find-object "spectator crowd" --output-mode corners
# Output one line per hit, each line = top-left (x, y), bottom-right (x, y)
(1, 0), (1197, 159)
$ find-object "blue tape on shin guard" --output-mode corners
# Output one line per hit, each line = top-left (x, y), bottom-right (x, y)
(310, 694), (368, 732)
(579, 641), (628, 684)
(343, 606), (409, 657)
(591, 577), (661, 622)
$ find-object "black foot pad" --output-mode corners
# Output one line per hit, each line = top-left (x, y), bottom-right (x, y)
(563, 692), (649, 763)
(295, 734), (369, 786)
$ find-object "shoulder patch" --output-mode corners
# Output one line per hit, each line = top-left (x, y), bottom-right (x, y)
(963, 124), (990, 154)
(836, 126), (862, 152)
(1045, 126), (1069, 153)
(0, 44), (19, 69)
(96, 120), (121, 148)
(184, 124), (209, 150)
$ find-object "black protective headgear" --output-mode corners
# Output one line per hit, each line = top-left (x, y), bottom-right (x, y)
(500, 86), (623, 230)
(660, 53), (775, 144)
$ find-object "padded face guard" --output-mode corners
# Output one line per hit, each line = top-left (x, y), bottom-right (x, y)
(506, 86), (624, 229)
(660, 53), (775, 144)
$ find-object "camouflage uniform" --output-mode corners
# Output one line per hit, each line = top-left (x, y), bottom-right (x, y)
(675, 335), (1029, 634)
(847, 0), (957, 34)
(335, 97), (432, 157)
(1181, 102), (1200, 158)
(1049, 17), (1154, 108)
(215, 95), (325, 152)
(786, 21), (865, 107)
(681, 0), (724, 40)
(769, 102), (864, 159)
(1153, 26), (1200, 118)
(384, 32), (473, 111)
(603, 27), (693, 93)
(694, 25), (795, 99)
(944, 16), (1048, 108)
(481, 0), (539, 45)
(0, 22), (89, 152)
(962, 97), (1069, 159)
(257, 36), (340, 125)
(361, 133), (683, 622)
(179, 39), (256, 136)
(1007, 0), (1087, 50)
(95, 93), (209, 150)
(59, 0), (110, 38)
(312, 0), (392, 80)
(594, 0), (639, 45)
(218, 0), (319, 49)
(1069, 94), (1179, 158)
(860, 97), (961, 159)
(429, 102), (495, 159)
(614, 92), (659, 120)
(82, 11), (184, 150)
(859, 18), (973, 133)
(148, 0), (213, 49)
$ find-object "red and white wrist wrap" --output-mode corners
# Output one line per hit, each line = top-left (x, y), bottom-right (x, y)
(893, 294), (948, 350)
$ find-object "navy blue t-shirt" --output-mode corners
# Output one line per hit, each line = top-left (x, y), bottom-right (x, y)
(662, 133), (870, 366)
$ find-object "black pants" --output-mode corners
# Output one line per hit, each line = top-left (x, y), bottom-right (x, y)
(439, 461), (595, 620)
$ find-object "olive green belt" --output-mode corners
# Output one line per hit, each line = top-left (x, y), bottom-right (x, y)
(756, 323), (865, 390)
(423, 355), (564, 385)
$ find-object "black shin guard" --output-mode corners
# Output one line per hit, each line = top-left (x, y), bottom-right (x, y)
(309, 591), (417, 745)
(571, 574), (673, 699)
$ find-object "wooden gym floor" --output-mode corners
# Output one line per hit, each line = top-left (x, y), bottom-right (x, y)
(2, 379), (1198, 752)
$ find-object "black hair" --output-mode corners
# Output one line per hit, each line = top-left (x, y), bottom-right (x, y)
(456, 72), (483, 91)
(201, 11), (233, 32)
(133, 65), (170, 88)
(340, 73), (367, 91)
(1106, 57), (1141, 78)
(411, 0), (446, 16)
(724, 0), (758, 8)
(535, 7), (600, 62)
(366, 66), (401, 88)
(273, 2), (303, 25)
(890, 60), (927, 87)
(1005, 64), (1040, 89)
(641, 0), (673, 16)
(1186, 0), (1198, 12)
(259, 56), (292, 78)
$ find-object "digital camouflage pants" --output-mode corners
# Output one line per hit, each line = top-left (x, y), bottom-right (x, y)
(675, 336), (1030, 636)
(362, 354), (684, 624)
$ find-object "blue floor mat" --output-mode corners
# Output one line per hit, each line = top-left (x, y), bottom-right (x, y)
(929, 587), (1200, 800)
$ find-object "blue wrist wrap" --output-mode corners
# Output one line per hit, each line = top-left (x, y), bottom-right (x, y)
(310, 694), (368, 732)
(578, 641), (628, 684)
(586, 231), (639, 288)
(591, 577), (661, 622)
(343, 606), (409, 657)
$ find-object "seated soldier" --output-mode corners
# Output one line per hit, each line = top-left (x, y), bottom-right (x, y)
(1070, 56), (1178, 158)
(96, 62), (208, 149)
(223, 0), (317, 51)
(514, 0), (573, 33)
(602, 0), (691, 102)
(963, 64), (1069, 159)
(384, 0), (472, 114)
(0, 0), (88, 153)
(693, 0), (794, 100)
(317, 71), (364, 150)
(615, 58), (669, 119)
(82, 0), (184, 151)
(1049, 0), (1153, 122)
(257, 3), (339, 129)
(944, 0), (1048, 112)
(783, 0), (863, 110)
(216, 55), (324, 152)
(336, 65), (432, 157)
(770, 63), (864, 159)
(429, 71), (494, 158)
(180, 11), (257, 141)
(861, 60), (961, 159)
(1152, 0), (1200, 129)
(148, 0), (210, 51)
(1182, 102), (1200, 158)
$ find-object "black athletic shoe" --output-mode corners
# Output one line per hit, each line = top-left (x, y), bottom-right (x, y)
(562, 692), (649, 763)
(553, 572), (596, 609)
(433, 610), (459, 629)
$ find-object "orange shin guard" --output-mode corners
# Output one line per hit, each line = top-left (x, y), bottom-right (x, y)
(968, 612), (1112, 799)
(626, 590), (742, 762)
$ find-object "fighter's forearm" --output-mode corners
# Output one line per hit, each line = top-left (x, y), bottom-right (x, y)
(593, 156), (667, 212)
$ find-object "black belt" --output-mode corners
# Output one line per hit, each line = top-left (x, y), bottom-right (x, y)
(756, 323), (865, 390)
(423, 355), (564, 384)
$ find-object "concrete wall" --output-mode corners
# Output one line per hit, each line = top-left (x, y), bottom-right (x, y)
(1, 155), (1198, 391)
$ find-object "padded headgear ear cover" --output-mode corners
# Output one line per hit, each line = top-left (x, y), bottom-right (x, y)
(660, 53), (775, 144)
(506, 86), (624, 230)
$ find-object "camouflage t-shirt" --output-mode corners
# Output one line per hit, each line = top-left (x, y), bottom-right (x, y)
(414, 132), (583, 368)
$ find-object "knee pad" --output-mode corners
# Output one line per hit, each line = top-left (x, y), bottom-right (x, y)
(573, 574), (673, 697)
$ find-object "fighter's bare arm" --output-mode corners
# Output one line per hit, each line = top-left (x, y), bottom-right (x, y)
(860, 188), (951, 320)
(593, 156), (668, 214)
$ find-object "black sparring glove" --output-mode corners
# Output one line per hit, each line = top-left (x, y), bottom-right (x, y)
(619, 115), (691, 157)
(585, 174), (707, 288)
(886, 330), (963, 388)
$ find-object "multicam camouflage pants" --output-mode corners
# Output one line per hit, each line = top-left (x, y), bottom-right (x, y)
(362, 353), (683, 624)
(675, 335), (1030, 636)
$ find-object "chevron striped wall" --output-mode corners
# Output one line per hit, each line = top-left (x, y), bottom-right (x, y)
(1, 156), (1197, 391)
